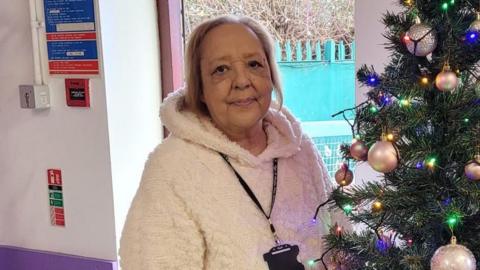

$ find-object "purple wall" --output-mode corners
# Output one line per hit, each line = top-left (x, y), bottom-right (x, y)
(0, 246), (117, 270)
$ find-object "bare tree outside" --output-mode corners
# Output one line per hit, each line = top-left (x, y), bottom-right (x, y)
(184, 0), (354, 44)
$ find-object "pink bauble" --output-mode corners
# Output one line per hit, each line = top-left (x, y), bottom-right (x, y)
(367, 141), (398, 173)
(435, 70), (458, 92)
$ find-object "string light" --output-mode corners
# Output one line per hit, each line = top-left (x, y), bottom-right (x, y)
(426, 157), (437, 169)
(343, 203), (353, 215)
(464, 118), (470, 123)
(421, 76), (429, 85)
(407, 239), (414, 247)
(442, 197), (452, 206)
(446, 212), (461, 229)
(416, 161), (424, 169)
(372, 200), (384, 213)
(366, 74), (380, 87)
(399, 98), (411, 107)
(466, 31), (479, 43)
(370, 105), (378, 113)
(308, 260), (315, 266)
(441, 2), (449, 11)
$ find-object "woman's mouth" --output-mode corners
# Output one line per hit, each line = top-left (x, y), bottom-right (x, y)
(231, 97), (256, 107)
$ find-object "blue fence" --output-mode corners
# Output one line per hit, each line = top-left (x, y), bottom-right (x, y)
(275, 39), (355, 178)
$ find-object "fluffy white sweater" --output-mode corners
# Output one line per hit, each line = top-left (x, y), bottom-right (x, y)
(119, 89), (338, 270)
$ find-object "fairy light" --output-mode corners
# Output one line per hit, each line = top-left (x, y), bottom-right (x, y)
(446, 212), (461, 229)
(386, 133), (395, 141)
(421, 76), (429, 85)
(407, 239), (414, 246)
(466, 31), (479, 43)
(400, 99), (411, 107)
(426, 157), (437, 169)
(370, 105), (378, 113)
(416, 161), (424, 169)
(343, 203), (353, 215)
(372, 201), (383, 212)
(441, 2), (449, 11)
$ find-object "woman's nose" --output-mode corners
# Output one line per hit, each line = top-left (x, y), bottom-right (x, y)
(232, 65), (251, 90)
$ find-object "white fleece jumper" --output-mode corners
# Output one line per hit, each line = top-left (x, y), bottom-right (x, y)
(119, 89), (337, 270)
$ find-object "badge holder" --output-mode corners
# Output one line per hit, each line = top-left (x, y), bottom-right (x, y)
(263, 244), (305, 270)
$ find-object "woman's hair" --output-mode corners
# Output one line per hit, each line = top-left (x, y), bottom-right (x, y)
(183, 15), (283, 116)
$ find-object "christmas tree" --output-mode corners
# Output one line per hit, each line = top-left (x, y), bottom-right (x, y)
(314, 1), (480, 269)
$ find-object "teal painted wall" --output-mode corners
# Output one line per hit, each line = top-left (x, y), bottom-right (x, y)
(279, 62), (355, 122)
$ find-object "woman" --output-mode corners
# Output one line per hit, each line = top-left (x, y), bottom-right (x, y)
(120, 15), (339, 270)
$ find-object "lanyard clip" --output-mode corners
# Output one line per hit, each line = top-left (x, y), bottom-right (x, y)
(268, 219), (282, 245)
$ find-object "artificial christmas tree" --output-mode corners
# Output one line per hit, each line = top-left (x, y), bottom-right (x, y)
(314, 1), (480, 269)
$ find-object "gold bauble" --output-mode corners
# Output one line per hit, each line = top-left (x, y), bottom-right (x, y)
(367, 141), (398, 173)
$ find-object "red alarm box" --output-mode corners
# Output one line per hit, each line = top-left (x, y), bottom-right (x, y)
(65, 78), (90, 107)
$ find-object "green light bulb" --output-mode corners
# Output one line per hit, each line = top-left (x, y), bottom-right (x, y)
(442, 2), (449, 10)
(446, 212), (461, 228)
(370, 106), (378, 113)
(343, 204), (353, 214)
(308, 260), (315, 266)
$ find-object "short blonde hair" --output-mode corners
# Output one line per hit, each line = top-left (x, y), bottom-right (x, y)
(183, 15), (283, 116)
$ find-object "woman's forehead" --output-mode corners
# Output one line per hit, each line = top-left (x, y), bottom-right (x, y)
(200, 23), (266, 61)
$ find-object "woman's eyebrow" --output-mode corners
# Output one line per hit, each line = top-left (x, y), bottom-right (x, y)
(205, 52), (264, 65)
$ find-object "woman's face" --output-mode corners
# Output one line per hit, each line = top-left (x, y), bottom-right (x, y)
(199, 23), (273, 135)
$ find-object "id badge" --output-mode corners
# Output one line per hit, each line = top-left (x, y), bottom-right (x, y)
(263, 244), (305, 270)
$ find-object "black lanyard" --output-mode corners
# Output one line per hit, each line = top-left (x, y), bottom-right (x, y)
(219, 153), (280, 245)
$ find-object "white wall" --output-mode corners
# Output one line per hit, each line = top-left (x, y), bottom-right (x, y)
(0, 0), (162, 262)
(0, 0), (116, 260)
(98, 0), (162, 250)
(353, 0), (403, 184)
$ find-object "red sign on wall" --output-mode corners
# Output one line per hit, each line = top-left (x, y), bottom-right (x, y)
(47, 169), (65, 227)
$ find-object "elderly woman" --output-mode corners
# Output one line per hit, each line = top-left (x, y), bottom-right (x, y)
(120, 15), (338, 270)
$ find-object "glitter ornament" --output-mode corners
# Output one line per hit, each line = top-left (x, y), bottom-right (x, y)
(404, 17), (437, 56)
(435, 63), (458, 92)
(465, 155), (480, 181)
(431, 236), (476, 270)
(368, 139), (399, 173)
(335, 164), (354, 186)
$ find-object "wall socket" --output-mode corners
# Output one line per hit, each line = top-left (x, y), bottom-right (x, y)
(19, 85), (50, 109)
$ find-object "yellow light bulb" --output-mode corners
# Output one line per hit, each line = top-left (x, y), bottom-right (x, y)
(386, 133), (394, 141)
(421, 77), (429, 84)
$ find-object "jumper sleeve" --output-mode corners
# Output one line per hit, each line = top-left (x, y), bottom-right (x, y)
(119, 163), (206, 270)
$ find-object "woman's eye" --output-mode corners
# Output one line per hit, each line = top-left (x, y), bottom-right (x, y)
(212, 65), (229, 75)
(248, 60), (263, 69)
